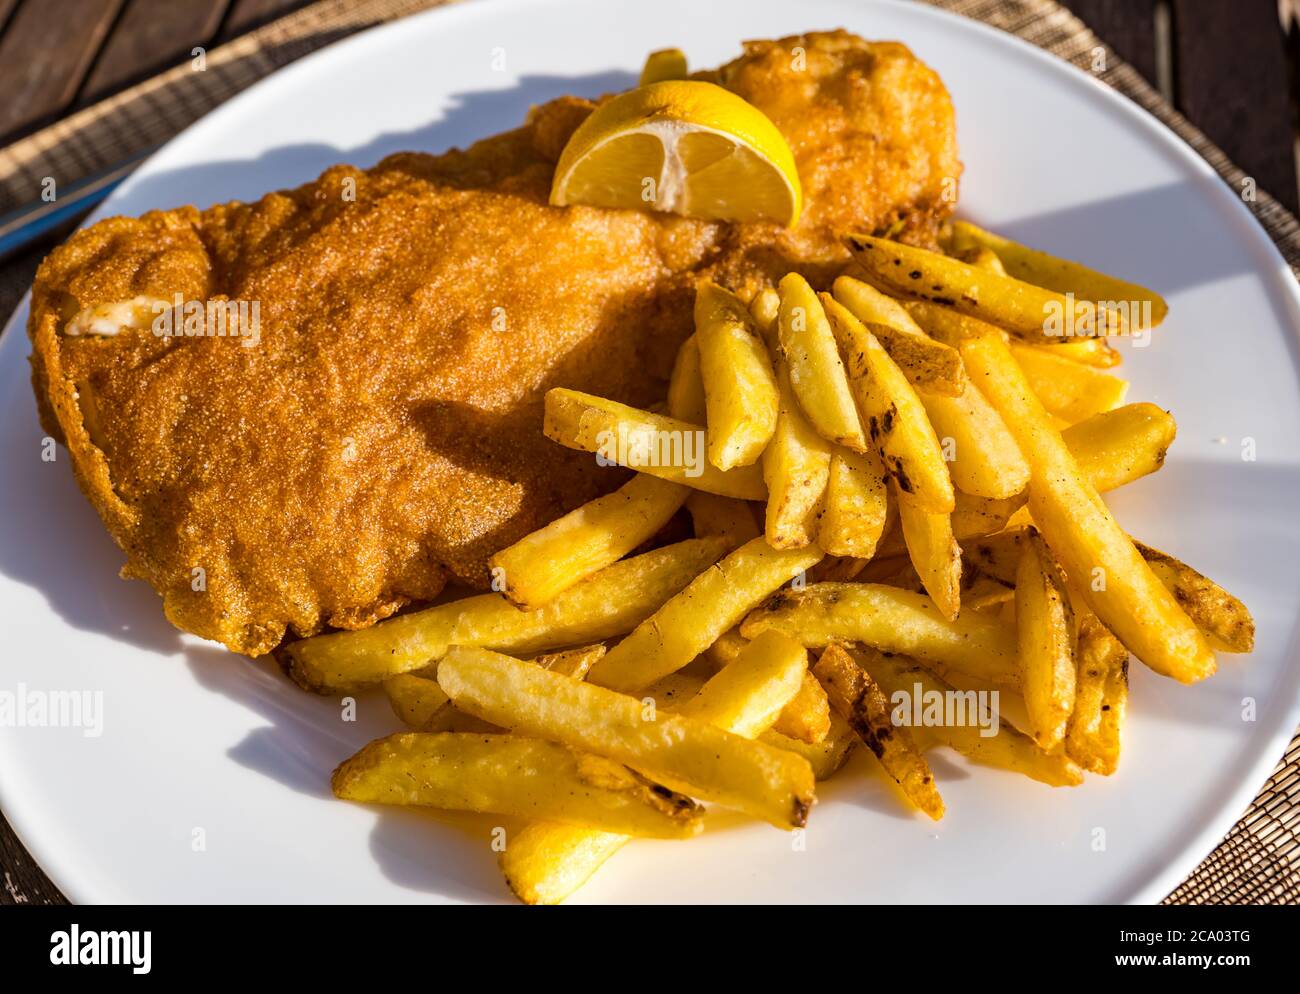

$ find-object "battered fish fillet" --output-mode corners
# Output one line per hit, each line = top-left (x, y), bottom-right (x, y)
(28, 30), (960, 655)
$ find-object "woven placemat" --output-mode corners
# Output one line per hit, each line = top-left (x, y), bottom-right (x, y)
(0, 0), (1295, 905)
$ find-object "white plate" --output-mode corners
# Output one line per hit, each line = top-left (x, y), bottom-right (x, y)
(2, 0), (1298, 905)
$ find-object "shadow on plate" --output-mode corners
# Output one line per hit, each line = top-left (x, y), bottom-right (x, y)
(0, 355), (185, 655)
(183, 644), (514, 901)
(105, 68), (637, 216)
(1101, 457), (1300, 729)
(367, 807), (517, 903)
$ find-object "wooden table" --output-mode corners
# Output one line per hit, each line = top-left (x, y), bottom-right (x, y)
(0, 0), (316, 143)
(1, 0), (1297, 905)
(1065, 0), (1298, 214)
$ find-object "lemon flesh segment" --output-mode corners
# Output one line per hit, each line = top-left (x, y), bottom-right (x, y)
(552, 131), (665, 214)
(677, 130), (797, 225)
(551, 81), (802, 227)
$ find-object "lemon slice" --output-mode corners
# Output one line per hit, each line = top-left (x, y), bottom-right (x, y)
(550, 80), (802, 226)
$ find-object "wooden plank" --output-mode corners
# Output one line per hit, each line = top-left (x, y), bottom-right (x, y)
(1060, 0), (1160, 87)
(0, 0), (20, 34)
(1172, 0), (1298, 214)
(1285, 2), (1300, 211)
(80, 0), (231, 103)
(0, 0), (126, 142)
(221, 0), (314, 40)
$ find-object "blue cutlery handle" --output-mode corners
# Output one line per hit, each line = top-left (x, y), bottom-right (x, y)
(0, 149), (153, 264)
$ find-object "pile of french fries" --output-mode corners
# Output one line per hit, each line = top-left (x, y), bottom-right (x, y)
(280, 219), (1254, 905)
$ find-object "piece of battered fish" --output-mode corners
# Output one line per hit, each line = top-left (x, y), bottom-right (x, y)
(28, 30), (960, 655)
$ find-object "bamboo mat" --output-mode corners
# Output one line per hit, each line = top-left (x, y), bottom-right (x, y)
(0, 0), (1295, 904)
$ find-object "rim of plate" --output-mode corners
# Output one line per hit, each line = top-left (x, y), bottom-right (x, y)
(1, 0), (1298, 905)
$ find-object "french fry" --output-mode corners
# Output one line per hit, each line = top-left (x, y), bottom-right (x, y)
(1133, 542), (1255, 653)
(959, 328), (1216, 683)
(1015, 529), (1077, 750)
(534, 643), (607, 680)
(847, 234), (1130, 339)
(951, 491), (1027, 538)
(852, 645), (1084, 787)
(639, 46), (688, 85)
(666, 334), (707, 424)
(384, 645), (605, 732)
(500, 827), (628, 907)
(830, 275), (964, 396)
(951, 244), (1007, 274)
(963, 528), (1032, 584)
(489, 473), (688, 609)
(750, 286), (781, 337)
(904, 297), (993, 348)
(845, 612), (1035, 736)
(831, 274), (925, 336)
(438, 647), (816, 828)
(852, 553), (1010, 611)
(867, 323), (966, 397)
(816, 447), (888, 558)
(588, 536), (823, 692)
(740, 582), (1020, 688)
(948, 220), (1168, 328)
(695, 282), (780, 470)
(283, 536), (727, 692)
(821, 293), (955, 513)
(957, 235), (1127, 372)
(777, 274), (867, 450)
(707, 637), (839, 747)
(761, 710), (857, 780)
(865, 622), (1033, 735)
(814, 643), (944, 819)
(1062, 403), (1175, 492)
(895, 483), (962, 621)
(642, 671), (707, 710)
(439, 712), (505, 736)
(937, 670), (1032, 737)
(543, 388), (765, 499)
(963, 572), (1016, 611)
(1065, 611), (1129, 774)
(852, 553), (915, 584)
(1025, 338), (1121, 368)
(384, 673), (455, 731)
(1010, 342), (1129, 424)
(809, 555), (872, 582)
(1096, 651), (1129, 773)
(968, 528), (1251, 652)
(913, 295), (1122, 428)
(704, 626), (750, 670)
(920, 372), (1030, 500)
(762, 353), (832, 548)
(332, 733), (704, 838)
(916, 404), (1173, 549)
(875, 488), (1023, 559)
(499, 629), (808, 905)
(685, 491), (761, 549)
(771, 671), (832, 743)
(677, 630), (811, 737)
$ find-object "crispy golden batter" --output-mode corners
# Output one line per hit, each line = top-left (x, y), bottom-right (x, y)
(28, 30), (959, 655)
(704, 32), (961, 288)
